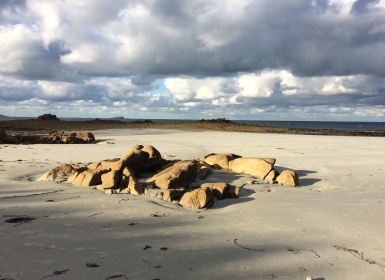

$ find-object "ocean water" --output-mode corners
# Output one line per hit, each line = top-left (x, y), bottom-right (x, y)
(146, 119), (384, 131)
(232, 120), (385, 131)
(1, 116), (384, 131)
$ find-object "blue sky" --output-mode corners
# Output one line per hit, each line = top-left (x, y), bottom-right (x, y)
(0, 0), (384, 121)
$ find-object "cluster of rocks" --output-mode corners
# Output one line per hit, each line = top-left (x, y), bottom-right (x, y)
(39, 145), (299, 209)
(0, 129), (96, 144)
(37, 113), (60, 121)
(44, 130), (96, 144)
(198, 118), (233, 124)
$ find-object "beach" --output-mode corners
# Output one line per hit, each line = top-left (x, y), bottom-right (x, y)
(1, 129), (385, 280)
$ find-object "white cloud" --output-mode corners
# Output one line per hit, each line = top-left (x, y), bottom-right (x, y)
(61, 44), (102, 64)
(29, 0), (62, 48)
(0, 25), (38, 74)
(164, 77), (225, 101)
(0, 0), (384, 120)
(37, 81), (98, 101)
(238, 72), (280, 98)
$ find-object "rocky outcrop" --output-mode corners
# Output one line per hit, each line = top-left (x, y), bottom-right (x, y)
(225, 185), (242, 198)
(157, 189), (185, 202)
(201, 182), (229, 199)
(265, 169), (279, 184)
(127, 176), (144, 196)
(38, 144), (300, 209)
(148, 160), (198, 190)
(38, 163), (85, 181)
(121, 149), (150, 174)
(229, 158), (274, 179)
(68, 169), (107, 187)
(101, 170), (121, 189)
(48, 130), (64, 141)
(179, 187), (213, 209)
(87, 158), (122, 171)
(197, 165), (213, 180)
(0, 134), (44, 144)
(69, 132), (95, 143)
(200, 153), (241, 170)
(37, 113), (60, 121)
(53, 131), (96, 144)
(0, 130), (97, 144)
(141, 145), (162, 159)
(276, 170), (299, 187)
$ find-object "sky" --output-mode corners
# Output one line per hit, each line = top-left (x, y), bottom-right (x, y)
(0, 0), (385, 121)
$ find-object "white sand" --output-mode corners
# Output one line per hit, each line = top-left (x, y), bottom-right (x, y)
(1, 129), (384, 280)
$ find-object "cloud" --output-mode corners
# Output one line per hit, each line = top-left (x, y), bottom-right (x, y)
(350, 0), (380, 14)
(0, 0), (384, 120)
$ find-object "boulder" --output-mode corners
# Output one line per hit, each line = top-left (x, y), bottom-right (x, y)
(265, 169), (278, 184)
(120, 149), (150, 174)
(225, 185), (241, 198)
(229, 157), (274, 179)
(144, 187), (162, 198)
(179, 187), (213, 209)
(197, 166), (213, 180)
(263, 158), (276, 165)
(37, 113), (60, 121)
(116, 168), (135, 192)
(121, 145), (143, 158)
(89, 145), (163, 176)
(38, 163), (85, 181)
(200, 153), (241, 170)
(157, 189), (184, 202)
(68, 169), (105, 187)
(141, 145), (162, 159)
(61, 135), (70, 144)
(276, 170), (299, 187)
(122, 167), (135, 177)
(148, 160), (198, 190)
(87, 158), (122, 171)
(67, 136), (88, 144)
(70, 131), (95, 143)
(127, 176), (144, 196)
(201, 182), (229, 199)
(101, 170), (121, 189)
(48, 130), (64, 142)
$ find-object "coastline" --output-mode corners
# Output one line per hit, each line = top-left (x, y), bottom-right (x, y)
(1, 119), (385, 137)
(1, 129), (385, 279)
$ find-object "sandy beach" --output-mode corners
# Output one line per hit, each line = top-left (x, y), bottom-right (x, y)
(1, 129), (385, 280)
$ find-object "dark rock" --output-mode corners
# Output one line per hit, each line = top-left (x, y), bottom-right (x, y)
(37, 114), (60, 121)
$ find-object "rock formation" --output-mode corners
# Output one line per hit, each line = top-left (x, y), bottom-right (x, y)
(200, 153), (241, 170)
(229, 157), (274, 179)
(148, 160), (198, 190)
(179, 187), (214, 209)
(39, 145), (300, 209)
(276, 170), (299, 187)
(0, 130), (97, 144)
(37, 113), (60, 121)
(0, 128), (7, 138)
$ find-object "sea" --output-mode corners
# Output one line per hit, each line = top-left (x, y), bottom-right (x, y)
(147, 119), (385, 131)
(1, 115), (384, 131)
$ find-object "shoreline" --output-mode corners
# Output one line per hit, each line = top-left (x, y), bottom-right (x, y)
(1, 119), (385, 137)
(1, 129), (384, 279)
